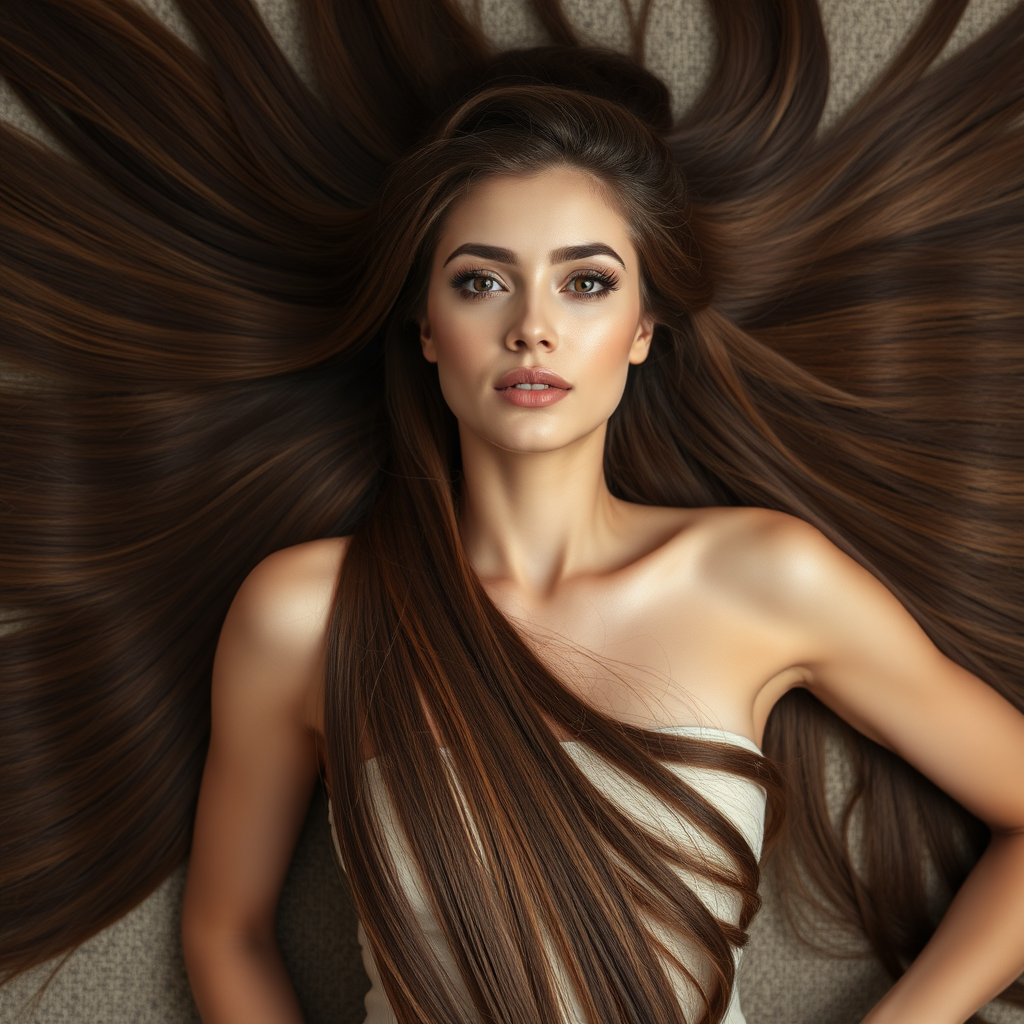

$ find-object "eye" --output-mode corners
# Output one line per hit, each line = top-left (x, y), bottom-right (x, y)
(564, 270), (619, 300)
(450, 269), (505, 300)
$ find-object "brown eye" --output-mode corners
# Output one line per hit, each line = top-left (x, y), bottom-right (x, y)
(449, 269), (506, 298)
(563, 270), (617, 299)
(567, 273), (616, 296)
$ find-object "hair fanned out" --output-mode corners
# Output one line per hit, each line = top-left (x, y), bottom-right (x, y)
(1, 1), (1022, 1021)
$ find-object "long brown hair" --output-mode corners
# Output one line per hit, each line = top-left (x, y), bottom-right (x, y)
(2, 0), (1023, 1019)
(325, 86), (778, 1024)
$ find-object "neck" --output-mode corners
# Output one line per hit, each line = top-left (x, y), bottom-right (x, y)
(457, 423), (626, 598)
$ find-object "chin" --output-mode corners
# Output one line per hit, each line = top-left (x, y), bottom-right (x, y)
(486, 422), (603, 455)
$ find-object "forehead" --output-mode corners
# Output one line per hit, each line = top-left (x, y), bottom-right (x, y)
(433, 167), (636, 267)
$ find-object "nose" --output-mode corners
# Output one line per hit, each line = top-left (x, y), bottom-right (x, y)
(503, 291), (558, 354)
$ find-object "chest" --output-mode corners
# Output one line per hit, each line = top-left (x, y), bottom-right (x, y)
(482, 567), (797, 740)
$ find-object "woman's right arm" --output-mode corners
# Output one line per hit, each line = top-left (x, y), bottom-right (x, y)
(182, 538), (347, 1024)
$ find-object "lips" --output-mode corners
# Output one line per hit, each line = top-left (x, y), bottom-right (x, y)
(494, 367), (571, 390)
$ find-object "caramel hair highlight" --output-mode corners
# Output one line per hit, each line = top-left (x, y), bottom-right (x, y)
(1, 2), (1022, 1020)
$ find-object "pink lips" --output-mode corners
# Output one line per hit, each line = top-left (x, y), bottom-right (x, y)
(494, 367), (571, 407)
(495, 367), (571, 390)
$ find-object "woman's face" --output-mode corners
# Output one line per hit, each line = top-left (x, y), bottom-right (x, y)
(419, 166), (654, 454)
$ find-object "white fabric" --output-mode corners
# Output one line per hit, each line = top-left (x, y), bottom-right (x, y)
(330, 725), (767, 1024)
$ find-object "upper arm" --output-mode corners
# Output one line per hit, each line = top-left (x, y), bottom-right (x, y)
(755, 517), (1024, 834)
(182, 537), (347, 947)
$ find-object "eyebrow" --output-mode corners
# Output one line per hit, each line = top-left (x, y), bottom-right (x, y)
(442, 242), (626, 269)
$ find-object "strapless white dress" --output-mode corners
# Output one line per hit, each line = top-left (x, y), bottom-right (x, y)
(329, 725), (766, 1024)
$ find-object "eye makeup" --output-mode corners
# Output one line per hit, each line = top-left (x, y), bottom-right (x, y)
(448, 267), (620, 301)
(563, 269), (620, 298)
(448, 268), (503, 299)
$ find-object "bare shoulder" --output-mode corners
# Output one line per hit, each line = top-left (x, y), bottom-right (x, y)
(664, 507), (912, 737)
(185, 538), (350, 954)
(621, 502), (838, 621)
(215, 536), (350, 732)
(681, 505), (915, 657)
(679, 506), (843, 609)
(229, 537), (349, 644)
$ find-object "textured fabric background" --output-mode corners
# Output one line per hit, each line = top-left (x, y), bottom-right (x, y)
(2, 1), (1022, 1021)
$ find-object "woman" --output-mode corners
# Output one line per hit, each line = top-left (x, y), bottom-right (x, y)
(176, 81), (1024, 1022)
(2, 0), (1023, 1022)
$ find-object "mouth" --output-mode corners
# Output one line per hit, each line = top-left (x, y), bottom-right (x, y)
(494, 367), (571, 391)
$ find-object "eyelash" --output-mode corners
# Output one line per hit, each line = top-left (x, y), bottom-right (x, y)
(448, 267), (620, 301)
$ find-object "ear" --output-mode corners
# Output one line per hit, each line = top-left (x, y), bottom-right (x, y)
(418, 316), (438, 364)
(628, 315), (656, 365)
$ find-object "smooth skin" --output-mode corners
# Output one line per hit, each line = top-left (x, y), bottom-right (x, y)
(182, 167), (1024, 1024)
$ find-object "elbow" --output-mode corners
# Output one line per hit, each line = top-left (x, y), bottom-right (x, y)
(181, 879), (215, 970)
(182, 914), (276, 967)
(181, 900), (222, 989)
(181, 889), (276, 984)
(989, 823), (1024, 840)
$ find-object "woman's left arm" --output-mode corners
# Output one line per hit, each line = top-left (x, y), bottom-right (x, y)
(762, 518), (1024, 1024)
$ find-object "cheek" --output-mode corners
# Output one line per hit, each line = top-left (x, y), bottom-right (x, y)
(587, 344), (632, 415)
(574, 305), (642, 380)
(431, 312), (487, 380)
(426, 301), (491, 414)
(434, 346), (483, 415)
